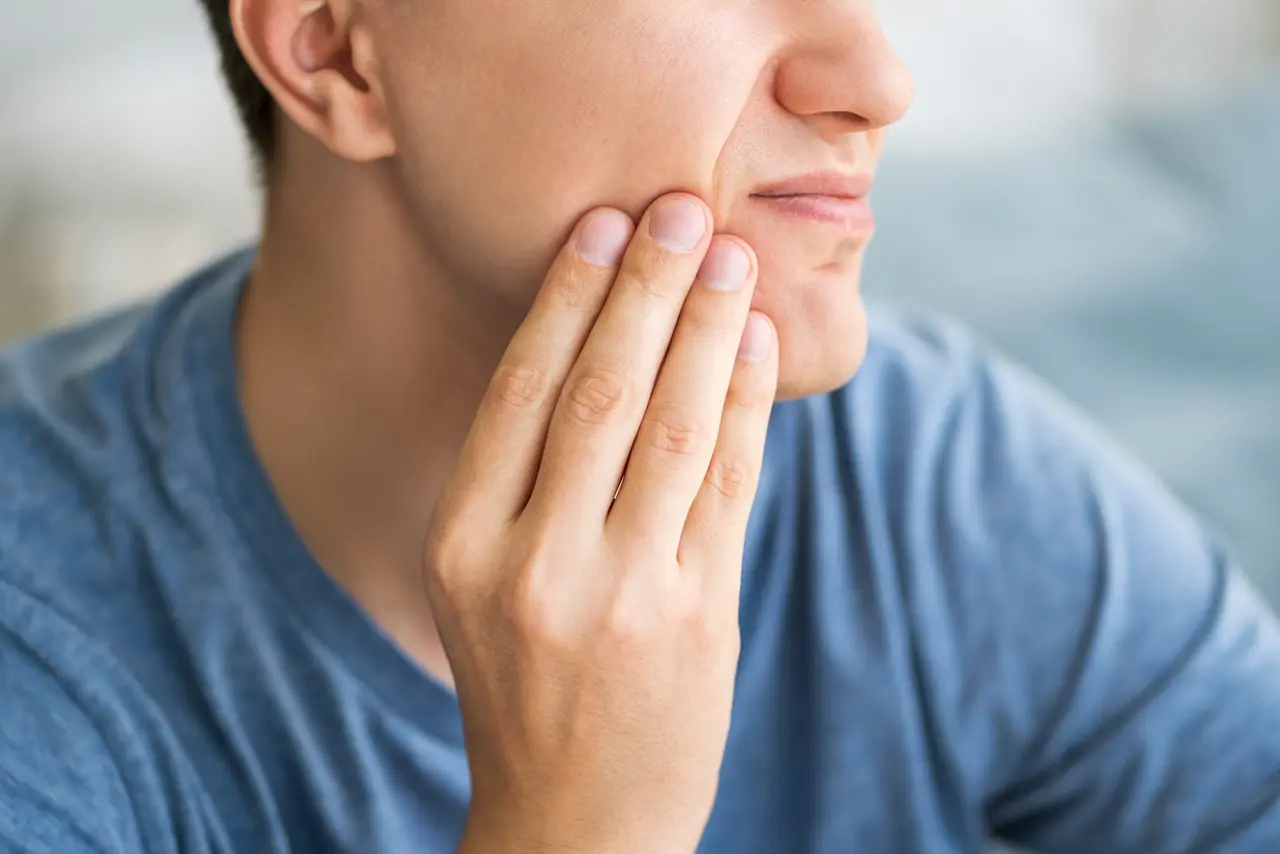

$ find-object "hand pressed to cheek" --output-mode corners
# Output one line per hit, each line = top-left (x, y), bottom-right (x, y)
(425, 194), (776, 854)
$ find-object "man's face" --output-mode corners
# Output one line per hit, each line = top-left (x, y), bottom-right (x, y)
(366, 0), (912, 399)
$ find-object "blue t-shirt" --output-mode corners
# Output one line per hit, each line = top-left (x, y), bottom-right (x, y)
(2, 249), (1278, 854)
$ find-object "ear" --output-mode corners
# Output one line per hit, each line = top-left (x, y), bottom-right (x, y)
(229, 0), (396, 162)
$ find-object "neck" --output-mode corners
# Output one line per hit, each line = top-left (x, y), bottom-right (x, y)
(233, 135), (524, 679)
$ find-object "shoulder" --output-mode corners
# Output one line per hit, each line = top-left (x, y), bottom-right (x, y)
(850, 303), (1098, 457)
(787, 304), (1227, 713)
(795, 307), (1272, 794)
(0, 249), (250, 621)
(0, 311), (157, 849)
(0, 579), (146, 853)
(0, 266), (241, 852)
(0, 304), (156, 612)
(819, 303), (1201, 552)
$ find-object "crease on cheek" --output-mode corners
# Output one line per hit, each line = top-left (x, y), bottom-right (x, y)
(710, 57), (785, 226)
(707, 117), (762, 227)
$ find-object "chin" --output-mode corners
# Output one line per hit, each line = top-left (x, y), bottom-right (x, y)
(772, 297), (870, 402)
(752, 243), (872, 401)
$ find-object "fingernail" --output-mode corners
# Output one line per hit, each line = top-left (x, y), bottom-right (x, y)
(576, 209), (633, 266)
(648, 197), (706, 253)
(697, 240), (751, 291)
(738, 313), (773, 364)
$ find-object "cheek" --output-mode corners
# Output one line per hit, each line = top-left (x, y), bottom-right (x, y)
(376, 7), (769, 298)
(383, 9), (765, 210)
(518, 13), (769, 216)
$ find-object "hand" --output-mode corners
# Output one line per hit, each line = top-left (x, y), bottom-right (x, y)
(424, 193), (778, 854)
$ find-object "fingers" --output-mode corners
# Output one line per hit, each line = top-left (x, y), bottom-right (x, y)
(528, 194), (714, 522)
(678, 312), (778, 574)
(606, 237), (758, 553)
(441, 208), (635, 526)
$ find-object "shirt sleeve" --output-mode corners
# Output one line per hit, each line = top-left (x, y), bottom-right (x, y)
(0, 583), (144, 854)
(863, 319), (1280, 853)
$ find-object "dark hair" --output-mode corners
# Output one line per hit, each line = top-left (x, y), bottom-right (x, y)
(197, 0), (277, 170)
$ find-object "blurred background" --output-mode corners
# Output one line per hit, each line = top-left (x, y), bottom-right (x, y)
(0, 0), (1277, 607)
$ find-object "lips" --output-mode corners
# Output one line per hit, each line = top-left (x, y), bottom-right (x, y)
(750, 194), (874, 231)
(749, 171), (875, 232)
(752, 171), (874, 200)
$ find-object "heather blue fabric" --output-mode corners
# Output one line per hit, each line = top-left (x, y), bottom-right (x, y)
(2, 249), (1278, 853)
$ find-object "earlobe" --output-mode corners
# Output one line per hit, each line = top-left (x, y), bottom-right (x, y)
(229, 0), (396, 163)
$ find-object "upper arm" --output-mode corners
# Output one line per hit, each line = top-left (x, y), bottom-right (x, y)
(986, 545), (1280, 853)
(0, 584), (144, 854)
(960, 353), (1280, 852)
(859, 316), (1280, 852)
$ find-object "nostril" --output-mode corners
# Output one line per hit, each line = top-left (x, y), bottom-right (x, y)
(822, 111), (871, 135)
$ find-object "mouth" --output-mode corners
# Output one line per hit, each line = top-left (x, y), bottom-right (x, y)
(749, 193), (875, 233)
(749, 171), (876, 233)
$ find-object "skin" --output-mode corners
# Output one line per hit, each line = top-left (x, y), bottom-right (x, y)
(432, 197), (778, 853)
(227, 0), (911, 847)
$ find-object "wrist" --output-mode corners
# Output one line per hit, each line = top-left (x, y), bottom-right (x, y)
(458, 812), (636, 854)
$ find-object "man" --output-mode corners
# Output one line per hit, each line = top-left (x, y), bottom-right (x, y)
(1, 0), (1277, 851)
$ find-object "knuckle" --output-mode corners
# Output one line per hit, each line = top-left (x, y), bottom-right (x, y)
(506, 558), (573, 647)
(705, 456), (753, 500)
(680, 293), (739, 340)
(490, 363), (549, 412)
(423, 521), (477, 593)
(552, 261), (600, 309)
(564, 367), (631, 425)
(643, 405), (706, 457)
(685, 598), (737, 648)
(615, 253), (677, 299)
(725, 366), (773, 410)
(672, 580), (738, 648)
(598, 570), (674, 647)
(423, 523), (458, 571)
(603, 590), (661, 647)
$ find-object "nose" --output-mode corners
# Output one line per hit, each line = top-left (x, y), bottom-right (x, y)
(773, 4), (914, 137)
